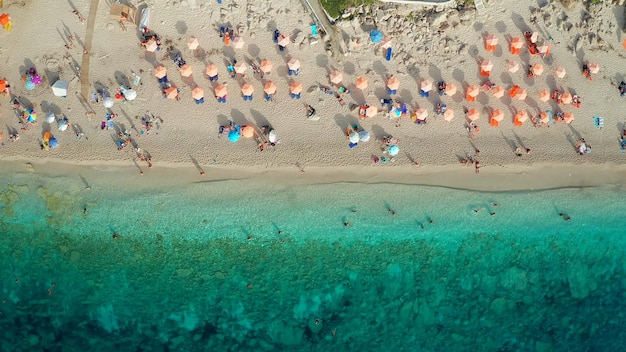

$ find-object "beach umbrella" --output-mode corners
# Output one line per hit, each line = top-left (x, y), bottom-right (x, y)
(214, 85), (227, 98)
(491, 109), (504, 122)
(387, 77), (400, 91)
(349, 131), (360, 144)
(187, 37), (199, 50)
(287, 58), (300, 71)
(49, 137), (59, 148)
(57, 119), (68, 132)
(623, 39), (626, 50)
(329, 70), (343, 85)
(589, 63), (600, 74)
(420, 79), (433, 92)
(560, 92), (572, 105)
(510, 37), (523, 54)
(289, 81), (303, 95)
(31, 75), (42, 85)
(123, 88), (137, 101)
(555, 66), (566, 78)
(24, 78), (35, 90)
(233, 37), (245, 49)
(164, 87), (179, 100)
(530, 32), (538, 43)
(564, 112), (574, 124)
(414, 107), (428, 121)
(192, 87), (204, 100)
(444, 108), (454, 121)
(507, 60), (519, 73)
(263, 81), (277, 95)
(492, 86), (504, 98)
(103, 96), (114, 108)
(517, 88), (527, 100)
(366, 105), (378, 117)
(467, 108), (479, 121)
(24, 109), (36, 122)
(485, 34), (498, 51)
(241, 83), (254, 96)
(205, 64), (218, 78)
(532, 63), (544, 76)
(155, 65), (167, 79)
(539, 111), (550, 124)
(278, 36), (290, 48)
(539, 89), (550, 102)
(388, 144), (399, 157)
(466, 85), (479, 100)
(268, 129), (278, 143)
(537, 44), (550, 56)
(515, 110), (529, 123)
(480, 60), (493, 73)
(145, 39), (158, 52)
(370, 30), (383, 44)
(260, 59), (273, 74)
(355, 76), (368, 90)
(358, 130), (370, 142)
(180, 64), (193, 77)
(241, 125), (255, 138)
(445, 83), (456, 96)
(234, 62), (246, 74)
(52, 80), (69, 97)
(0, 13), (9, 27)
(381, 38), (392, 50)
(43, 131), (51, 143)
(0, 79), (5, 91)
(46, 112), (56, 123)
(228, 130), (240, 142)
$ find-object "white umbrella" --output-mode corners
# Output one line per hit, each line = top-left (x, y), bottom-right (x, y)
(103, 97), (114, 108)
(123, 89), (137, 101)
(268, 129), (278, 143)
(46, 112), (56, 123)
(358, 130), (370, 142)
(51, 80), (69, 97)
(349, 131), (360, 143)
(57, 119), (68, 132)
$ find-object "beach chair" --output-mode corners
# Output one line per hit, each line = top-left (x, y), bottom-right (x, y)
(195, 97), (204, 105)
(466, 94), (476, 102)
(513, 117), (523, 126)
(509, 85), (519, 98)
(420, 90), (429, 98)
(480, 69), (490, 77)
(386, 48), (392, 61)
(621, 140), (626, 152)
(594, 116), (604, 129)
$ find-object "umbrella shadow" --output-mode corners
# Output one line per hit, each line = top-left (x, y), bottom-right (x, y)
(41, 121), (51, 135)
(71, 123), (85, 139)
(372, 61), (387, 75)
(316, 54), (329, 68)
(248, 44), (260, 59)
(499, 71), (513, 86)
(343, 61), (356, 75)
(20, 58), (36, 78)
(194, 47), (207, 61)
(41, 101), (62, 116)
(250, 109), (271, 127)
(526, 97), (540, 114)
(370, 124), (389, 140)
(44, 69), (59, 86)
(452, 68), (465, 87)
(333, 113), (357, 135)
(428, 66), (443, 83)
(495, 20), (507, 33)
(564, 132), (578, 150)
(545, 75), (557, 91)
(216, 114), (230, 127)
(511, 130), (527, 149)
(500, 131), (518, 153)
(222, 46), (235, 60)
(567, 123), (582, 140)
(114, 71), (131, 87)
(180, 74), (195, 88)
(175, 21), (188, 35)
(399, 89), (413, 105)
(230, 109), (249, 126)
(349, 89), (367, 105)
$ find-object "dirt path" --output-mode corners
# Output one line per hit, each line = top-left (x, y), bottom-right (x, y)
(80, 0), (100, 98)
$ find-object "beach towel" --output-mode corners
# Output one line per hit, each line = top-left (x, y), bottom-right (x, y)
(594, 116), (603, 129)
(386, 48), (392, 61)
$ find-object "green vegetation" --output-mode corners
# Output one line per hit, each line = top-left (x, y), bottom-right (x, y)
(320, 0), (375, 19)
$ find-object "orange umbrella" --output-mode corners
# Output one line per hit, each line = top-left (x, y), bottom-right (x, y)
(467, 108), (479, 121)
(515, 110), (529, 123)
(492, 86), (504, 98)
(329, 70), (343, 85)
(154, 65), (167, 79)
(539, 111), (550, 124)
(491, 109), (504, 122)
(532, 63), (544, 76)
(180, 64), (193, 77)
(355, 76), (368, 90)
(205, 64), (218, 77)
(466, 85), (479, 101)
(510, 37), (524, 55)
(445, 83), (457, 96)
(564, 112), (574, 124)
(420, 79), (432, 92)
(443, 108), (454, 122)
(365, 105), (378, 117)
(278, 36), (290, 47)
(517, 88), (527, 100)
(241, 125), (255, 138)
(589, 63), (600, 74)
(387, 77), (400, 90)
(0, 80), (6, 91)
(0, 13), (9, 26)
(623, 39), (626, 50)
(260, 59), (273, 74)
(187, 37), (199, 50)
(555, 66), (566, 78)
(560, 92), (572, 105)
(232, 37), (245, 49)
(234, 62), (246, 74)
(164, 87), (178, 100)
(539, 89), (550, 102)
(480, 60), (493, 72)
(145, 39), (158, 52)
(263, 81), (277, 95)
(288, 58), (300, 71)
(241, 83), (254, 96)
(192, 87), (204, 100)
(414, 107), (428, 121)
(485, 34), (498, 51)
(507, 60), (519, 73)
(289, 81), (303, 94)
(214, 84), (227, 98)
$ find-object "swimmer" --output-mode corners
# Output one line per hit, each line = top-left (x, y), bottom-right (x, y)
(429, 219), (434, 225)
(112, 233), (119, 239)
(490, 212), (496, 216)
(559, 213), (564, 217)
(343, 222), (351, 227)
(278, 230), (282, 235)
(83, 207), (88, 214)
(473, 208), (482, 213)
(493, 203), (499, 207)
(420, 224), (425, 230)
(564, 216), (571, 221)
(391, 211), (396, 217)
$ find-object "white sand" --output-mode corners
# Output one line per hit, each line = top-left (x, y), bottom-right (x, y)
(0, 0), (625, 189)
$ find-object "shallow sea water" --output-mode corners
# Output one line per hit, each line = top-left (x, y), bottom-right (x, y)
(1, 172), (625, 351)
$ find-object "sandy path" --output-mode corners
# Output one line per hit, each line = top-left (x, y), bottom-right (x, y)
(79, 0), (100, 98)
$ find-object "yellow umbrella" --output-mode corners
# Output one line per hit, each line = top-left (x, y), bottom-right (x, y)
(260, 60), (273, 74)
(214, 85), (227, 98)
(241, 125), (255, 138)
(329, 70), (343, 85)
(355, 76), (368, 90)
(443, 108), (454, 121)
(532, 63), (544, 76)
(287, 58), (300, 71)
(154, 65), (167, 79)
(278, 36), (290, 47)
(192, 87), (204, 100)
(414, 108), (428, 121)
(539, 111), (550, 123)
(560, 92), (572, 105)
(480, 60), (493, 73)
(145, 39), (158, 52)
(289, 82), (303, 94)
(467, 108), (479, 121)
(515, 110), (529, 123)
(492, 86), (505, 98)
(263, 81), (277, 95)
(517, 88), (527, 100)
(564, 112), (574, 124)
(507, 60), (519, 73)
(205, 64), (218, 77)
(234, 62), (246, 74)
(241, 83), (254, 96)
(589, 63), (600, 74)
(187, 37), (199, 50)
(445, 83), (456, 96)
(233, 37), (245, 49)
(164, 87), (178, 100)
(539, 89), (550, 102)
(555, 67), (566, 78)
(180, 64), (193, 77)
(387, 77), (400, 90)
(420, 80), (433, 92)
(366, 106), (378, 117)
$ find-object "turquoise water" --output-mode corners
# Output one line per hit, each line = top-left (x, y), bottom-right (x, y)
(1, 171), (626, 351)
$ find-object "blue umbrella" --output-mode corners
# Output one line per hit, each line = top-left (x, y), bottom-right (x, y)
(370, 30), (383, 44)
(228, 130), (240, 142)
(49, 137), (59, 148)
(388, 144), (399, 157)
(24, 79), (35, 91)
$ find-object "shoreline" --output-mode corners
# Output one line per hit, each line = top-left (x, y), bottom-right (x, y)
(2, 158), (625, 192)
